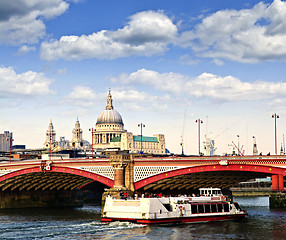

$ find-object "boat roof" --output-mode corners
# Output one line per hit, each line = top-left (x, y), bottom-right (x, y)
(199, 188), (221, 190)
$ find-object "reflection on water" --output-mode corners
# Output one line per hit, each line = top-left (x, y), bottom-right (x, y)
(0, 197), (285, 239)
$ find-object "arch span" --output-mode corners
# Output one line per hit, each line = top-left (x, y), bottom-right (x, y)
(0, 166), (114, 192)
(134, 164), (286, 192)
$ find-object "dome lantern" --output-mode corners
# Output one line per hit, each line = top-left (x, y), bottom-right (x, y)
(106, 88), (113, 110)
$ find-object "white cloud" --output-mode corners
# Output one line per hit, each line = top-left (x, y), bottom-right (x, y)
(61, 86), (170, 112)
(112, 68), (186, 95)
(61, 86), (97, 107)
(112, 88), (170, 112)
(178, 54), (199, 65)
(106, 11), (177, 44)
(0, 66), (54, 97)
(187, 73), (286, 101)
(178, 0), (286, 63)
(267, 98), (286, 114)
(0, 0), (69, 45)
(40, 10), (178, 60)
(54, 68), (67, 75)
(112, 68), (286, 102)
(17, 45), (36, 55)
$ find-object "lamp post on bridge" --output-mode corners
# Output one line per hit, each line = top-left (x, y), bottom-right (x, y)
(272, 113), (279, 155)
(49, 131), (52, 161)
(237, 135), (240, 156)
(195, 119), (203, 156)
(253, 136), (258, 155)
(138, 123), (145, 154)
(89, 128), (96, 158)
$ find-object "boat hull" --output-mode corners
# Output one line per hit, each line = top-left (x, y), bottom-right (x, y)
(102, 213), (246, 225)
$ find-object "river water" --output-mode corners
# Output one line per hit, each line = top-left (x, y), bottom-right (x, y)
(0, 197), (285, 240)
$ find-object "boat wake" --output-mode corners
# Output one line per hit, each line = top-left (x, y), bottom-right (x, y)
(0, 219), (146, 239)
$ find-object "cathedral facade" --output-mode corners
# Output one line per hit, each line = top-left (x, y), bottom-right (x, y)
(92, 89), (166, 155)
(44, 118), (85, 151)
(71, 117), (84, 149)
(43, 89), (166, 155)
(92, 89), (127, 149)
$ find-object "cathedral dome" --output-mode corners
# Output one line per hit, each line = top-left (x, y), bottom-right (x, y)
(96, 109), (123, 125)
(96, 89), (124, 125)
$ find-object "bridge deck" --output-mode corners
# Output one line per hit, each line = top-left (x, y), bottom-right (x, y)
(0, 155), (285, 193)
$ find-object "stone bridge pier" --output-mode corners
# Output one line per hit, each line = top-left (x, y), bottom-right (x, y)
(101, 153), (134, 209)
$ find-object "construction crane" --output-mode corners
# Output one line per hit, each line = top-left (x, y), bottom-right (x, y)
(231, 141), (245, 156)
(211, 120), (241, 140)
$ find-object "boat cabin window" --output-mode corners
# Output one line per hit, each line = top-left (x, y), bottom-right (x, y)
(198, 204), (204, 213)
(223, 203), (229, 212)
(191, 203), (228, 214)
(234, 202), (241, 211)
(211, 204), (217, 213)
(163, 204), (172, 212)
(191, 204), (198, 214)
(204, 204), (211, 213)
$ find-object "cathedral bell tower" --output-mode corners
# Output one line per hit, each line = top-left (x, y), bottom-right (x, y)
(44, 119), (57, 149)
(71, 117), (84, 149)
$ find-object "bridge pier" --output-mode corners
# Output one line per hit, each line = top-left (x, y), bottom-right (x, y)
(271, 175), (284, 192)
(270, 175), (285, 208)
(101, 153), (134, 213)
(269, 192), (286, 208)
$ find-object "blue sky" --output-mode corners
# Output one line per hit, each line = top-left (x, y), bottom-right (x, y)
(1, 0), (286, 155)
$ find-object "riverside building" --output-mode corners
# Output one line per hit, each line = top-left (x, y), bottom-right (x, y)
(0, 131), (13, 152)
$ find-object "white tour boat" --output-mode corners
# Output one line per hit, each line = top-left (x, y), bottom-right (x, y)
(101, 188), (247, 224)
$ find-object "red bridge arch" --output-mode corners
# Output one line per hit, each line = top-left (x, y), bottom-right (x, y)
(0, 166), (114, 191)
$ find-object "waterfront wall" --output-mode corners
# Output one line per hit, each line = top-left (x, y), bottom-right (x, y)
(0, 190), (83, 209)
(231, 187), (271, 197)
(269, 192), (286, 208)
(231, 188), (286, 208)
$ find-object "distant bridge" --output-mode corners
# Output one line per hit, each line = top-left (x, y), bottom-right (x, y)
(0, 155), (285, 194)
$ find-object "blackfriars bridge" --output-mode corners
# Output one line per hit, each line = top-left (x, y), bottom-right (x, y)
(0, 154), (285, 208)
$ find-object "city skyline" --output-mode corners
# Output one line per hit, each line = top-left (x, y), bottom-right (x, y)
(1, 0), (286, 155)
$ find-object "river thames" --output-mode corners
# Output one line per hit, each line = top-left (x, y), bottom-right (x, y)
(0, 196), (285, 240)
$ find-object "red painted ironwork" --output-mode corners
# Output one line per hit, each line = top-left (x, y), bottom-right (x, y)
(0, 166), (114, 188)
(1, 155), (286, 192)
(278, 174), (284, 192)
(272, 175), (278, 191)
